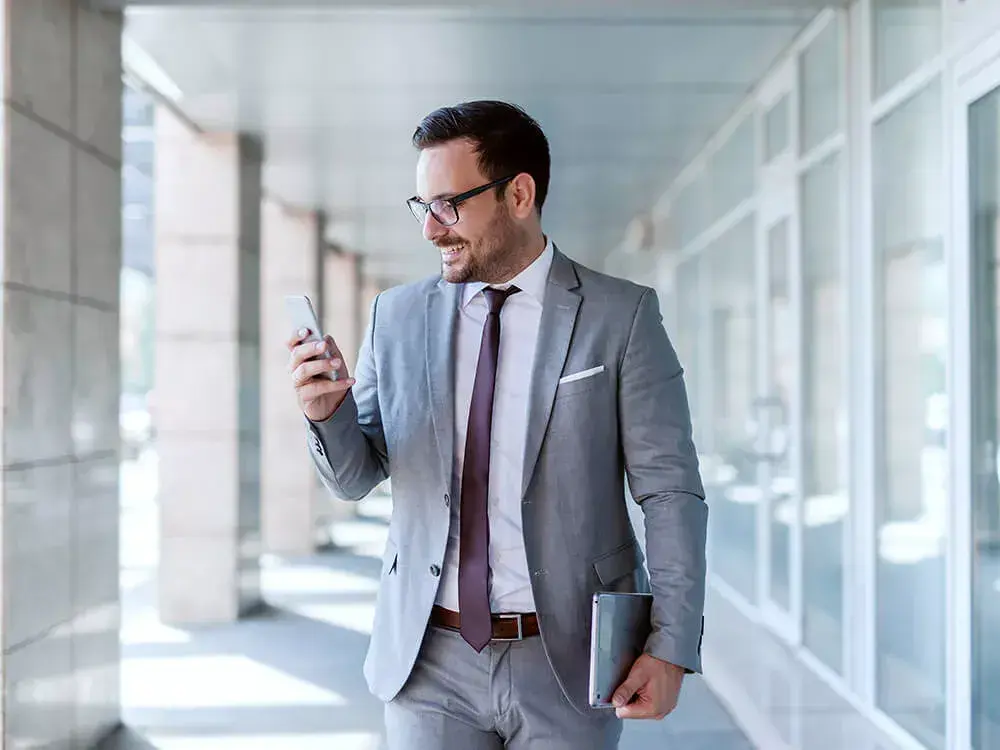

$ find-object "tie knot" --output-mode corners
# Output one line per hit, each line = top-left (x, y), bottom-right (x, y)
(482, 285), (520, 314)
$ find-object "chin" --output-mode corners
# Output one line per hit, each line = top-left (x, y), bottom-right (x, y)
(440, 254), (473, 283)
(441, 264), (470, 284)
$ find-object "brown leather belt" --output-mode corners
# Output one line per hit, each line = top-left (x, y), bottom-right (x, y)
(430, 605), (540, 641)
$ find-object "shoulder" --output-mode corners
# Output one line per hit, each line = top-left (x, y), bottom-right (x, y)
(368, 273), (442, 321)
(560, 251), (657, 317)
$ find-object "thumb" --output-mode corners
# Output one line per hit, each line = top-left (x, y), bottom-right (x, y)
(611, 672), (642, 708)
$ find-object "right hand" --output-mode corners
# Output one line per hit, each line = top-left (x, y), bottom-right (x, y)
(286, 328), (356, 422)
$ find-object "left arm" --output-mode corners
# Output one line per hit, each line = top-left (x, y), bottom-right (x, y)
(614, 288), (708, 717)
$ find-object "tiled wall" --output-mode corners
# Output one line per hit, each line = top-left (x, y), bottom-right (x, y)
(1, 1), (123, 747)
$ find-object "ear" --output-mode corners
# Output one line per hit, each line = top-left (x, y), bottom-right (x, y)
(506, 173), (537, 220)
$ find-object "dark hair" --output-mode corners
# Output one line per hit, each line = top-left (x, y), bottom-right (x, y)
(412, 100), (550, 213)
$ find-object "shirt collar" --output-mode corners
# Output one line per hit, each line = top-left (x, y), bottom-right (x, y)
(462, 238), (554, 309)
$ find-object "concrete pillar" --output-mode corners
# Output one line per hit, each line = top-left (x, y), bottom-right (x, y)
(261, 201), (324, 555)
(323, 251), (362, 372)
(154, 105), (263, 623)
(0, 3), (123, 747)
(313, 251), (365, 529)
(359, 274), (383, 337)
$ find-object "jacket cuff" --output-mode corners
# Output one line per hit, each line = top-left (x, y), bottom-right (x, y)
(306, 394), (358, 453)
(643, 617), (704, 675)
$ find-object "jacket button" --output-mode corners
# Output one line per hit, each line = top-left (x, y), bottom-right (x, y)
(444, 494), (450, 506)
(429, 564), (441, 577)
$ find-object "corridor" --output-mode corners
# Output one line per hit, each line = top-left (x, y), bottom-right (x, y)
(104, 474), (751, 750)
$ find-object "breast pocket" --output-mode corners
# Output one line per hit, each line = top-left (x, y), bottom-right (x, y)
(555, 365), (608, 399)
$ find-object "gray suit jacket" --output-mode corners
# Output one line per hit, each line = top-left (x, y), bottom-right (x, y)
(307, 247), (707, 715)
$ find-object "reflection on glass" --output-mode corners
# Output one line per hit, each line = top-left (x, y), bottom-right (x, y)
(765, 95), (790, 162)
(968, 85), (1000, 750)
(676, 178), (709, 247)
(703, 218), (758, 601)
(872, 0), (941, 99)
(766, 219), (793, 612)
(800, 17), (842, 154)
(801, 153), (846, 674)
(675, 259), (702, 439)
(873, 80), (946, 750)
(709, 118), (755, 223)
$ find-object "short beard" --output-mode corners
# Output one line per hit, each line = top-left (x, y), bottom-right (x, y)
(449, 209), (526, 285)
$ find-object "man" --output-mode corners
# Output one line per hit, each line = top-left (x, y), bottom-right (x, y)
(287, 100), (707, 749)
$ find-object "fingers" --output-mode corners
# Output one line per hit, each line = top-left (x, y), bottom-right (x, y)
(615, 701), (667, 721)
(293, 356), (342, 386)
(298, 376), (355, 403)
(288, 336), (341, 371)
(286, 327), (311, 350)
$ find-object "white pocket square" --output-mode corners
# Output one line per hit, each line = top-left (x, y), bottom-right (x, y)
(558, 365), (605, 385)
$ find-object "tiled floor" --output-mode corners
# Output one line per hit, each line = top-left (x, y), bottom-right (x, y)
(103, 486), (752, 749)
(700, 587), (917, 750)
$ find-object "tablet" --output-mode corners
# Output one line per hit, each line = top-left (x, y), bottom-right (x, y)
(588, 592), (653, 709)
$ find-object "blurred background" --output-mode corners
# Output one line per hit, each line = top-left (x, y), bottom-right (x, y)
(1, 0), (998, 748)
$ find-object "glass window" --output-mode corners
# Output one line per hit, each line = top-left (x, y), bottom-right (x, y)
(967, 83), (1000, 750)
(873, 81), (946, 750)
(872, 0), (942, 99)
(800, 152), (847, 674)
(765, 218), (793, 613)
(703, 217), (758, 601)
(800, 18), (842, 153)
(675, 177), (709, 247)
(675, 259), (702, 438)
(709, 117), (755, 222)
(765, 95), (790, 162)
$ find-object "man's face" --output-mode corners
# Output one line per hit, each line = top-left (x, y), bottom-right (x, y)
(415, 139), (516, 284)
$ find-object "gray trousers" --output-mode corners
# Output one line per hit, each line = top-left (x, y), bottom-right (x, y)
(384, 625), (622, 750)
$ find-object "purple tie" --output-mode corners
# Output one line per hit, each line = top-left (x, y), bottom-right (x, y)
(459, 285), (520, 651)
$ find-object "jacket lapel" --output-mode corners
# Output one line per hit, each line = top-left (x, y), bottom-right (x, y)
(521, 249), (581, 497)
(425, 278), (460, 491)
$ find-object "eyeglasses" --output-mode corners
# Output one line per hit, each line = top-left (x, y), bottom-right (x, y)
(406, 175), (515, 227)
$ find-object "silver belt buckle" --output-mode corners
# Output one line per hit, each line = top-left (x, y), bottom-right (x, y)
(493, 613), (524, 641)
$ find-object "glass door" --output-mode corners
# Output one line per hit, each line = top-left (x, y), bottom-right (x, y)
(755, 61), (803, 643)
(966, 71), (1000, 750)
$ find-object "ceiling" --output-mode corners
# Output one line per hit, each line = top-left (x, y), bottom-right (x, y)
(117, 2), (826, 284)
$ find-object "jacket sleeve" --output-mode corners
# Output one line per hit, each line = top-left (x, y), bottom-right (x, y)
(305, 293), (389, 501)
(618, 287), (708, 673)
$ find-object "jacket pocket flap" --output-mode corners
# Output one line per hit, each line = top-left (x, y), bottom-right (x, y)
(593, 540), (642, 585)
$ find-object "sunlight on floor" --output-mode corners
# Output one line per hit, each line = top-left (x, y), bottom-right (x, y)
(142, 733), (381, 750)
(287, 602), (376, 635)
(261, 561), (379, 596)
(122, 655), (349, 709)
(121, 610), (193, 645)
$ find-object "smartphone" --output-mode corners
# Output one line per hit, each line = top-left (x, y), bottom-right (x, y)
(285, 294), (338, 381)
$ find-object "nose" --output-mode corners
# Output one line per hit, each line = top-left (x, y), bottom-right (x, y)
(423, 211), (447, 243)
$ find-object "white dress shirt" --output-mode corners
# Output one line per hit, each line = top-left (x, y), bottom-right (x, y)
(435, 239), (554, 614)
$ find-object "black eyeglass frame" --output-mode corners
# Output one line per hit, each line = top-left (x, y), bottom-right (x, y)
(406, 175), (516, 227)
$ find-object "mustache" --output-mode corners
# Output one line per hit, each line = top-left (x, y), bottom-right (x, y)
(434, 237), (464, 249)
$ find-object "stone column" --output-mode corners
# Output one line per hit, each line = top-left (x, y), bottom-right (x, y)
(315, 251), (365, 529)
(323, 251), (362, 372)
(155, 105), (263, 623)
(0, 3), (123, 747)
(261, 201), (324, 554)
(359, 274), (383, 339)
